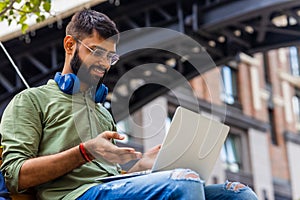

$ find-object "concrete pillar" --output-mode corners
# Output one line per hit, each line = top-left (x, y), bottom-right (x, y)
(286, 141), (300, 200)
(249, 128), (274, 200)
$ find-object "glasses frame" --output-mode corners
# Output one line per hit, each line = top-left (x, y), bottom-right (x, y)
(74, 38), (119, 65)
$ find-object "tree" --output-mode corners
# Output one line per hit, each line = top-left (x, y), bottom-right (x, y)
(0, 0), (51, 33)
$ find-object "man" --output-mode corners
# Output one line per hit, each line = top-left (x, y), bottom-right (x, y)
(0, 9), (258, 200)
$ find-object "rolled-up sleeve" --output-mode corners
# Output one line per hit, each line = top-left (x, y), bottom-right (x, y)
(0, 91), (42, 193)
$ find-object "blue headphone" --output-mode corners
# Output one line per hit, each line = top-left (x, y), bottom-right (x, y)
(54, 72), (108, 103)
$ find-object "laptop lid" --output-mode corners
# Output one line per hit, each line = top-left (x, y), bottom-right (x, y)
(151, 106), (230, 181)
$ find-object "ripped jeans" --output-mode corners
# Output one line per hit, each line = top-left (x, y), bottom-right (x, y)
(77, 169), (258, 200)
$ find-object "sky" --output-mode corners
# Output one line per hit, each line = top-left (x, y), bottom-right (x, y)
(0, 0), (106, 42)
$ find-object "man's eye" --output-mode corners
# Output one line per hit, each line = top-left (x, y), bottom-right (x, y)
(93, 50), (105, 57)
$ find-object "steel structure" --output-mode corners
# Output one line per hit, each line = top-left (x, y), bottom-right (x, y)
(1, 0), (300, 119)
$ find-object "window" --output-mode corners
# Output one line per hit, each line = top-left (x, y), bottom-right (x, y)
(268, 107), (278, 145)
(263, 78), (278, 145)
(221, 66), (239, 105)
(221, 134), (242, 172)
(292, 88), (300, 124)
(263, 52), (271, 85)
(289, 46), (300, 76)
(165, 116), (171, 134)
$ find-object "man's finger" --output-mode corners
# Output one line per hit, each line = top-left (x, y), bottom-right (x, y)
(102, 131), (124, 140)
(116, 147), (135, 153)
(114, 148), (142, 159)
(116, 152), (143, 164)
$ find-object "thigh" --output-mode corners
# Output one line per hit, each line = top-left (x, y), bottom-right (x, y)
(78, 169), (205, 200)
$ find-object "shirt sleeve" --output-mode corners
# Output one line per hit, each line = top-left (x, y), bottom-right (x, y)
(0, 91), (42, 193)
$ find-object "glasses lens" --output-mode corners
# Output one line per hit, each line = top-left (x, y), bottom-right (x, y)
(77, 39), (119, 65)
(92, 49), (119, 65)
(92, 49), (106, 58)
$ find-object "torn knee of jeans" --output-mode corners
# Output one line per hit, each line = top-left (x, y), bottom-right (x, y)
(170, 169), (201, 182)
(225, 181), (246, 192)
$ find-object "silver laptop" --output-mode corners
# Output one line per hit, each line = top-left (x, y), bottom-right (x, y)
(96, 106), (230, 182)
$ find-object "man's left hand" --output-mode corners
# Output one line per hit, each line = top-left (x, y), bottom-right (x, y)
(127, 144), (161, 173)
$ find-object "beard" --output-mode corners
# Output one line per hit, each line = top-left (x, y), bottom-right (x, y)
(70, 48), (106, 89)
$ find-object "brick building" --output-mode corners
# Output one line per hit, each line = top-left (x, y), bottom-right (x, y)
(118, 49), (300, 200)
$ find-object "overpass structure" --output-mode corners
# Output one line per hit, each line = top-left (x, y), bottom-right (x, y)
(0, 0), (300, 119)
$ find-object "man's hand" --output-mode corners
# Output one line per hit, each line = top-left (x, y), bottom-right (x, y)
(84, 131), (142, 164)
(18, 131), (141, 190)
(127, 144), (161, 173)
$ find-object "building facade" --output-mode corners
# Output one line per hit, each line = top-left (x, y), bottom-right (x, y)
(117, 48), (300, 200)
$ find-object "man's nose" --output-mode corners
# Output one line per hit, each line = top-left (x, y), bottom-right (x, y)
(97, 60), (110, 71)
(95, 54), (109, 65)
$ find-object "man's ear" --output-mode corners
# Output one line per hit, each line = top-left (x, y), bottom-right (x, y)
(64, 35), (75, 54)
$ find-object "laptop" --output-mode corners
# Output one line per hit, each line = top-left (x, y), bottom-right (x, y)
(96, 106), (230, 182)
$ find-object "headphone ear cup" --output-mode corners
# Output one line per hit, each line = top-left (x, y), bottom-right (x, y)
(94, 84), (108, 103)
(54, 72), (107, 103)
(54, 72), (80, 95)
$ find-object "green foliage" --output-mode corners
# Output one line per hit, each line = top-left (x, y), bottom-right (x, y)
(0, 0), (52, 33)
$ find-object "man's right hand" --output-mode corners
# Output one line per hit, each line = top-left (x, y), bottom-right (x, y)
(84, 131), (142, 164)
(18, 131), (141, 190)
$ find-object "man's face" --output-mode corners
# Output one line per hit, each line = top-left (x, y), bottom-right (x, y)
(70, 34), (117, 88)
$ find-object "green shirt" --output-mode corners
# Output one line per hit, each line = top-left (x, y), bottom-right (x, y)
(0, 80), (121, 200)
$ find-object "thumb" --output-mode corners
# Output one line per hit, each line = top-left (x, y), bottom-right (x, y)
(102, 131), (124, 140)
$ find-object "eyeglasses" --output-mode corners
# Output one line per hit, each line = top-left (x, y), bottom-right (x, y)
(76, 39), (119, 65)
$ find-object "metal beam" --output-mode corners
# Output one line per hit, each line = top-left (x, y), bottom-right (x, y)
(26, 55), (49, 74)
(0, 73), (14, 92)
(200, 0), (300, 31)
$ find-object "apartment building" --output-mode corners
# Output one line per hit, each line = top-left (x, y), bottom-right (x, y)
(117, 48), (300, 200)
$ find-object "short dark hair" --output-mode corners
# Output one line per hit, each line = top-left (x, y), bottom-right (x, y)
(66, 9), (119, 42)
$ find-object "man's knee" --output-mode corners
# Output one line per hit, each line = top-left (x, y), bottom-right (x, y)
(225, 181), (246, 191)
(224, 180), (258, 200)
(167, 169), (205, 199)
(169, 168), (202, 182)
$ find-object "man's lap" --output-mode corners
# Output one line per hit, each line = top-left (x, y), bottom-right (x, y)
(77, 168), (258, 200)
(77, 169), (205, 200)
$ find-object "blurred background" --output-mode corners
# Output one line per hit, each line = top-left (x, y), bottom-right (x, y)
(1, 0), (300, 199)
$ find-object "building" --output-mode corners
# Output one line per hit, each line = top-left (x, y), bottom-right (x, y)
(118, 49), (300, 200)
